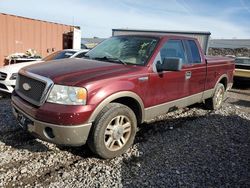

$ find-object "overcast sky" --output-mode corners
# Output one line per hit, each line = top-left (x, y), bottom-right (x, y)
(0, 0), (250, 39)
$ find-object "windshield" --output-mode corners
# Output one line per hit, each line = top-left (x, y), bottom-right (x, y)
(43, 50), (77, 61)
(85, 36), (158, 65)
(235, 58), (250, 65)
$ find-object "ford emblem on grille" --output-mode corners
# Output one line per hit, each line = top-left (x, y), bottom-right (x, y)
(23, 83), (31, 91)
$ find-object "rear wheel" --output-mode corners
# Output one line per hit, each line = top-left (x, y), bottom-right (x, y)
(87, 103), (137, 159)
(205, 83), (225, 110)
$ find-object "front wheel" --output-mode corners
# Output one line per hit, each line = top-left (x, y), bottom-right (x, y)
(205, 83), (225, 110)
(87, 103), (137, 159)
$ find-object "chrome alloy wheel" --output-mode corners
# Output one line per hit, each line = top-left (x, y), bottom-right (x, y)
(104, 115), (131, 151)
(215, 87), (224, 108)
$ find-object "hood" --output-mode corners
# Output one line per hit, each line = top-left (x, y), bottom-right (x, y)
(23, 58), (140, 86)
(0, 61), (42, 74)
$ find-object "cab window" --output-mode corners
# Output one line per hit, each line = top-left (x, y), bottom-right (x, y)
(159, 40), (187, 64)
(186, 40), (201, 64)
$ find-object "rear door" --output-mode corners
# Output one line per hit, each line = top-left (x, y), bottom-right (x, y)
(184, 40), (206, 97)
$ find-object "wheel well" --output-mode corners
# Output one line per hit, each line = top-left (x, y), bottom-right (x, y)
(219, 77), (228, 89)
(112, 97), (142, 124)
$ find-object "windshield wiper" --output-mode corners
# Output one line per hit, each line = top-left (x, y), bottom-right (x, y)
(93, 56), (127, 65)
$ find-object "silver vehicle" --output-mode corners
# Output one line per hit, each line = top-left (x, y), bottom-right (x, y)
(0, 49), (89, 94)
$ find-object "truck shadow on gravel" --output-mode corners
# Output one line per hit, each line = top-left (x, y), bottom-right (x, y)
(233, 81), (250, 90)
(0, 98), (50, 152)
(0, 127), (50, 152)
(121, 113), (250, 187)
(57, 145), (94, 159)
(0, 105), (50, 153)
(60, 105), (207, 159)
(230, 100), (250, 108)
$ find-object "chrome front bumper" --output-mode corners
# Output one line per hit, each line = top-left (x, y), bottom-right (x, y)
(12, 103), (92, 146)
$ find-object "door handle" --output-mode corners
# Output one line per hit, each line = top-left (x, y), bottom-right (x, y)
(185, 71), (192, 80)
(138, 76), (149, 82)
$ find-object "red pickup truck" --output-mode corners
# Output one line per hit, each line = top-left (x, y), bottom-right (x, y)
(11, 35), (234, 158)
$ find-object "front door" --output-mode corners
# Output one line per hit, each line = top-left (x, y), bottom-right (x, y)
(147, 38), (189, 108)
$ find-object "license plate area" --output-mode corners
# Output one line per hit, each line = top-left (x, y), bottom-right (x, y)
(17, 112), (34, 131)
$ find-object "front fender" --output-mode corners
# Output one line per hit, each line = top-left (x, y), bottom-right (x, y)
(86, 81), (145, 123)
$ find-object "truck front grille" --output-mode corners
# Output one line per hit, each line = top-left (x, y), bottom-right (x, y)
(15, 71), (53, 106)
(0, 72), (7, 81)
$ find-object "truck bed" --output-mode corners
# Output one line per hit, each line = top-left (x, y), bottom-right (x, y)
(205, 55), (234, 64)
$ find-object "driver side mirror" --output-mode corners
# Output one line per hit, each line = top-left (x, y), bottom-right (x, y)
(156, 57), (183, 72)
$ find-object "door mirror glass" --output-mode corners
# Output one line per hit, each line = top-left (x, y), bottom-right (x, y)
(156, 57), (182, 72)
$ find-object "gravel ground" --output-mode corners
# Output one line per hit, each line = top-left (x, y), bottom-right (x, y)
(0, 84), (250, 187)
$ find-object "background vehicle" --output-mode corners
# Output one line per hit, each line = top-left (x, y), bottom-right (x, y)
(12, 35), (234, 159)
(0, 49), (89, 94)
(234, 57), (250, 81)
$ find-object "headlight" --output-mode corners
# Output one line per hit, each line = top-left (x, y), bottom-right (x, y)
(10, 73), (18, 80)
(47, 85), (87, 105)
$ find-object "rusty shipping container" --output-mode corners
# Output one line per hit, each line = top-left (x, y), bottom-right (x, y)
(0, 13), (79, 67)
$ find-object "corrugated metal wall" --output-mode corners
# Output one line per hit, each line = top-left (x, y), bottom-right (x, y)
(112, 29), (211, 54)
(0, 13), (74, 67)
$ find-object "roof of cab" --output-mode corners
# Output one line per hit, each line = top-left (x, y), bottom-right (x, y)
(114, 34), (198, 41)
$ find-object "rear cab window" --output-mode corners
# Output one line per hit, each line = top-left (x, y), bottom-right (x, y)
(185, 40), (202, 64)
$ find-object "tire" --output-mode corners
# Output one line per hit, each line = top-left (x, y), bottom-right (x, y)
(205, 83), (225, 110)
(87, 103), (137, 159)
